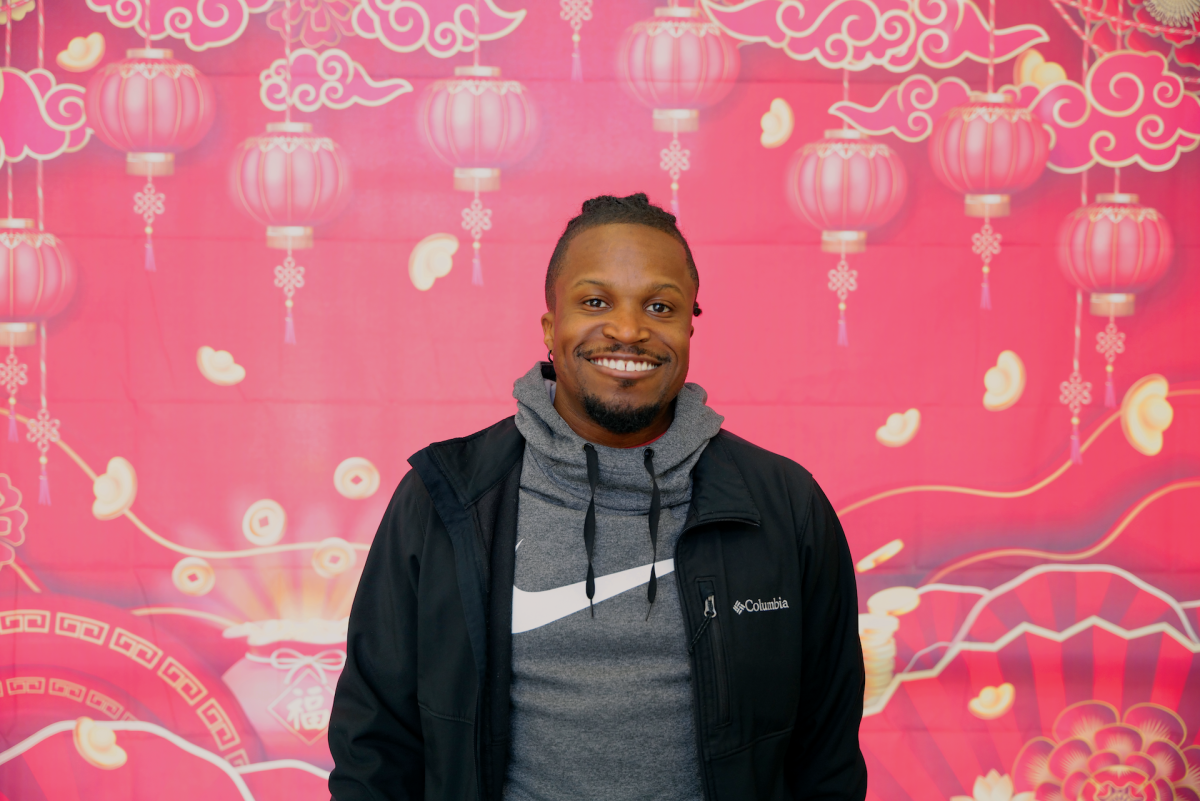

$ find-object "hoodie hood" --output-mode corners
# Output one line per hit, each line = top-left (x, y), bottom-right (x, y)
(513, 362), (724, 513)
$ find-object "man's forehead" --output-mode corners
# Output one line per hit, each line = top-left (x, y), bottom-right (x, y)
(559, 225), (692, 284)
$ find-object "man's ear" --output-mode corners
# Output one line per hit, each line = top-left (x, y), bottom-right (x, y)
(541, 311), (555, 352)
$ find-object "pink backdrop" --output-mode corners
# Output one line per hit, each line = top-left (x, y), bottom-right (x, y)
(1, 0), (1199, 799)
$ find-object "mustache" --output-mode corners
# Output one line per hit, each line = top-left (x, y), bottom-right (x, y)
(574, 343), (672, 364)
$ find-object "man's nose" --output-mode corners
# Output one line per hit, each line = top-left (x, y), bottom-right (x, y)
(602, 306), (649, 344)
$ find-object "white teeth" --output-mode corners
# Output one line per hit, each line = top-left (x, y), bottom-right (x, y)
(593, 357), (658, 373)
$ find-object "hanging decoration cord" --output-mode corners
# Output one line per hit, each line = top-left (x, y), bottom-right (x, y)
(2, 344), (27, 442)
(274, 246), (305, 344)
(561, 0), (592, 82)
(1059, 290), (1093, 465)
(828, 240), (857, 347)
(284, 0), (292, 123)
(25, 323), (61, 505)
(987, 0), (996, 93)
(660, 127), (690, 220)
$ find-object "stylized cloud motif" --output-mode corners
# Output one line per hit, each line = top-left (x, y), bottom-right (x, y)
(830, 73), (971, 141)
(702, 0), (1046, 72)
(1027, 49), (1200, 172)
(899, 0), (1047, 71)
(0, 68), (90, 162)
(352, 0), (525, 58)
(703, 0), (916, 70)
(260, 48), (412, 113)
(84, 0), (270, 51)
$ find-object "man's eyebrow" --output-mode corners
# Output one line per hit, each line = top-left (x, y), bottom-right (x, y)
(651, 282), (684, 293)
(572, 278), (610, 288)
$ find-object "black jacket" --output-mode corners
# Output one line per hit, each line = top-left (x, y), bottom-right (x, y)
(328, 417), (867, 801)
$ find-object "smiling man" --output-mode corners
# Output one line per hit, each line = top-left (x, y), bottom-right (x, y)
(328, 194), (867, 801)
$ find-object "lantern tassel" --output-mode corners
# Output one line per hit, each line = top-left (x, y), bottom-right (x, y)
(980, 276), (992, 310)
(472, 250), (483, 286)
(1070, 422), (1082, 466)
(38, 464), (50, 505)
(571, 48), (582, 82)
(1104, 374), (1116, 408)
(7, 413), (17, 442)
(670, 187), (680, 220)
(144, 239), (157, 272)
(284, 306), (296, 345)
(837, 315), (848, 347)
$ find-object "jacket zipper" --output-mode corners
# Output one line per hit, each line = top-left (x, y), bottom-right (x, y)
(696, 579), (730, 725)
(675, 516), (751, 801)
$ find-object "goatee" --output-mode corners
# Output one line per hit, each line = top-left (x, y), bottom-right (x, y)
(581, 392), (663, 436)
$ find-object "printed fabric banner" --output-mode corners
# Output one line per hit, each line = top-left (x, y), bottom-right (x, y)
(0, 0), (1197, 798)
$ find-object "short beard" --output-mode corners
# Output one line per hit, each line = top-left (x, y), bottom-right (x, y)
(581, 392), (662, 436)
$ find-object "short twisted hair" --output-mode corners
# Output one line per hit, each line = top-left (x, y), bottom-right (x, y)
(545, 193), (701, 315)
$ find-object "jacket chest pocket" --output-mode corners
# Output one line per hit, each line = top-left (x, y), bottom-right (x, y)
(691, 577), (730, 727)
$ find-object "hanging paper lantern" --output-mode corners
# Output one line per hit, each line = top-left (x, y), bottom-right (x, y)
(229, 121), (351, 344)
(1057, 193), (1173, 317)
(928, 92), (1050, 309)
(928, 93), (1049, 218)
(1057, 192), (1173, 409)
(85, 48), (216, 272)
(616, 5), (740, 133)
(0, 218), (77, 503)
(85, 48), (216, 176)
(616, 5), (740, 218)
(785, 129), (907, 346)
(229, 122), (351, 250)
(787, 129), (907, 254)
(419, 65), (538, 285)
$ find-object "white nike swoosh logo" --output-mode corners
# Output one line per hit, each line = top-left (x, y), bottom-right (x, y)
(512, 559), (675, 633)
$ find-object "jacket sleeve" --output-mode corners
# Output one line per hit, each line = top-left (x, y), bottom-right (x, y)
(785, 479), (868, 801)
(328, 470), (429, 800)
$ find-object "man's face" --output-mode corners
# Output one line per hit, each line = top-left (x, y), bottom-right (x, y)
(542, 223), (695, 437)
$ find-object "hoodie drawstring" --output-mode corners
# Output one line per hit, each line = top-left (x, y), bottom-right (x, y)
(644, 448), (660, 619)
(581, 444), (662, 621)
(583, 443), (599, 617)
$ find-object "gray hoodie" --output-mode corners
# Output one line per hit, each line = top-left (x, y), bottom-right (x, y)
(503, 363), (724, 801)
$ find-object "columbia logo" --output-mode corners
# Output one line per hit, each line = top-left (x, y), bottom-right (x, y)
(733, 598), (789, 615)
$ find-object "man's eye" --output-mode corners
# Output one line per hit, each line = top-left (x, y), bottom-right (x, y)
(647, 303), (670, 314)
(584, 298), (608, 309)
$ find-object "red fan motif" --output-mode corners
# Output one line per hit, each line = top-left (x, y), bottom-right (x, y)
(860, 565), (1200, 801)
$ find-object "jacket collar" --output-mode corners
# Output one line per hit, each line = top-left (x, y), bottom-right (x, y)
(416, 418), (760, 527)
(687, 431), (760, 528)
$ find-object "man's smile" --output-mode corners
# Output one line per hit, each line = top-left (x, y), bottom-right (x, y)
(585, 353), (663, 377)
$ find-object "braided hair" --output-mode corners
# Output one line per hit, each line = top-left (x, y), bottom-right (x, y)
(545, 193), (702, 316)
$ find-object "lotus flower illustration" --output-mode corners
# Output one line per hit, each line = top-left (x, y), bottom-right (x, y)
(1012, 701), (1200, 801)
(0, 473), (28, 568)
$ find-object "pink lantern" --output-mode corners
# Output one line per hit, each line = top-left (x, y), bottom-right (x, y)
(1057, 193), (1173, 317)
(229, 121), (351, 344)
(0, 218), (77, 503)
(0, 219), (76, 330)
(928, 92), (1050, 309)
(85, 48), (216, 272)
(1057, 192), (1174, 411)
(928, 92), (1049, 218)
(786, 129), (908, 254)
(85, 48), (216, 176)
(418, 65), (538, 285)
(419, 65), (538, 194)
(616, 4), (740, 219)
(785, 130), (907, 347)
(229, 122), (352, 250)
(616, 5), (740, 133)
